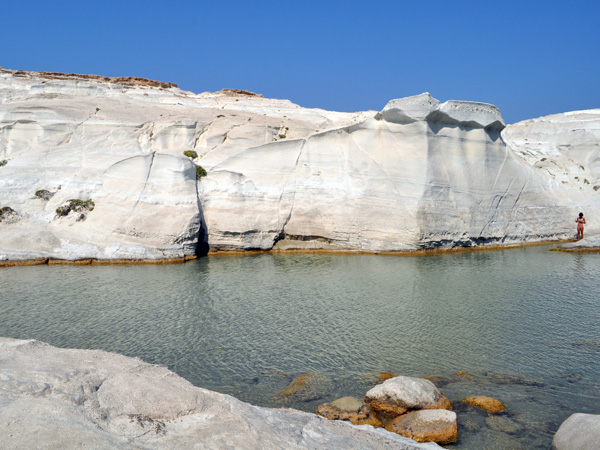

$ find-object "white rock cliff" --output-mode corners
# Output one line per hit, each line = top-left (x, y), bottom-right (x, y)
(1, 68), (599, 261)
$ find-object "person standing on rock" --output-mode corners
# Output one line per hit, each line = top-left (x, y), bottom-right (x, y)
(576, 212), (586, 240)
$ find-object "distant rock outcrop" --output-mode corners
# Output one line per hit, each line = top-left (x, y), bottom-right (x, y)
(0, 66), (178, 88)
(1, 67), (599, 261)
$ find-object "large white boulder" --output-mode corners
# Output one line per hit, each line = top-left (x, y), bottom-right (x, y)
(0, 338), (441, 449)
(552, 413), (600, 450)
(363, 376), (451, 417)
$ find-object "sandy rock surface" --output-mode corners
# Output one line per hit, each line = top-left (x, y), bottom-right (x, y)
(0, 337), (441, 450)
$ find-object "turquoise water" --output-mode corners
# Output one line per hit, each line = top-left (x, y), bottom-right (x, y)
(1, 247), (599, 448)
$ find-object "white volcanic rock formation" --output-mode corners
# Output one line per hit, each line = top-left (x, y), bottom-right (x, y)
(200, 94), (573, 251)
(0, 337), (441, 449)
(0, 67), (598, 260)
(0, 68), (367, 261)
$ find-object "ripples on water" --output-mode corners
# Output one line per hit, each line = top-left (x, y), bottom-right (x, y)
(1, 247), (600, 449)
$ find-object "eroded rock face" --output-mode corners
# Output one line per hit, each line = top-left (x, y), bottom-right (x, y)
(1, 67), (598, 260)
(0, 338), (442, 450)
(0, 68), (369, 261)
(503, 110), (600, 239)
(364, 376), (451, 418)
(200, 95), (577, 252)
(385, 409), (458, 444)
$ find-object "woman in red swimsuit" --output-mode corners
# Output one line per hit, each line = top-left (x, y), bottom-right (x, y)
(576, 212), (586, 240)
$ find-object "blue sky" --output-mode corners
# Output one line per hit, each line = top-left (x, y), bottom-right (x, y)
(3, 0), (598, 124)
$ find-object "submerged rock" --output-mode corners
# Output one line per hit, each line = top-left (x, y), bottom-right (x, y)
(485, 415), (524, 435)
(462, 396), (506, 414)
(315, 396), (383, 427)
(378, 371), (396, 382)
(364, 376), (451, 418)
(571, 339), (600, 352)
(385, 410), (458, 444)
(482, 371), (545, 387)
(275, 372), (333, 403)
(0, 337), (441, 450)
(455, 370), (477, 381)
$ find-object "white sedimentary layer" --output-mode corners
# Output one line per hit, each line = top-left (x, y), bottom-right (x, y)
(0, 338), (440, 450)
(1, 68), (599, 259)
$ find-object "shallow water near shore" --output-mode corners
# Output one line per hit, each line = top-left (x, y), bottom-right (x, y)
(1, 246), (599, 448)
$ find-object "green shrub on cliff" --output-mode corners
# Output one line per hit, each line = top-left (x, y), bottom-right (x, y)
(0, 206), (16, 222)
(0, 160), (7, 167)
(183, 150), (198, 159)
(56, 199), (95, 217)
(35, 189), (54, 201)
(196, 165), (207, 179)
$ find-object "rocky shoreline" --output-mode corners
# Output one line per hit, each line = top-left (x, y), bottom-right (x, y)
(1, 337), (597, 448)
(0, 238), (586, 268)
(0, 338), (439, 449)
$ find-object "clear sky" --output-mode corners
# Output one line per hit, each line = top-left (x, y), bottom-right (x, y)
(2, 0), (598, 124)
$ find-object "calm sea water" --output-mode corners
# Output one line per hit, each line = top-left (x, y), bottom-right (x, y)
(1, 247), (599, 449)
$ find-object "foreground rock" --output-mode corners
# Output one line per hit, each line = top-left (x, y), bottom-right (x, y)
(385, 410), (458, 444)
(0, 338), (441, 450)
(552, 413), (600, 450)
(364, 376), (451, 418)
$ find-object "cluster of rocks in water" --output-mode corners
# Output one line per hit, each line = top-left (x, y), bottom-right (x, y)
(310, 374), (502, 445)
(268, 369), (599, 448)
